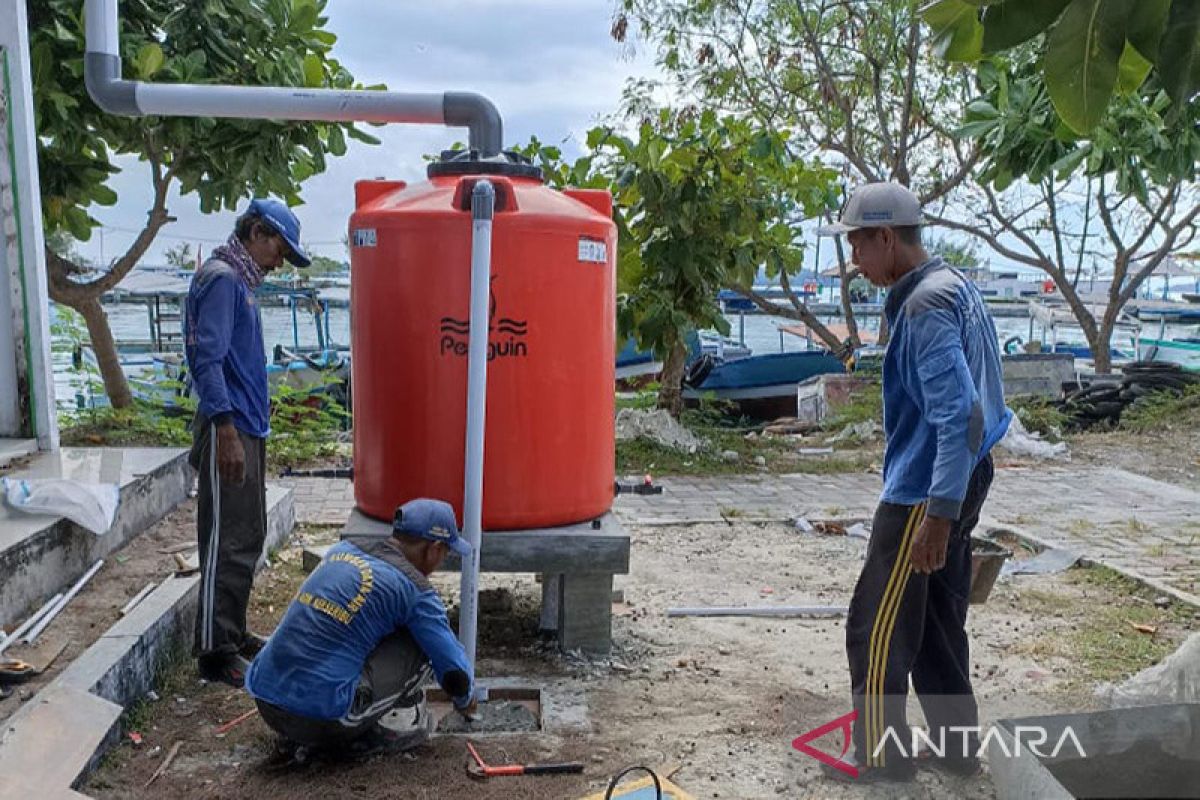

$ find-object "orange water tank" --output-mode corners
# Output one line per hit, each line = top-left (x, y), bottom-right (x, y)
(349, 154), (617, 529)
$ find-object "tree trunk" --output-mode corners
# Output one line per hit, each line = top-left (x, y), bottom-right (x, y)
(656, 339), (688, 417)
(75, 296), (133, 408)
(833, 238), (861, 347)
(876, 310), (891, 348)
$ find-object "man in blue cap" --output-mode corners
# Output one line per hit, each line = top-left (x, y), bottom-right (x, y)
(185, 198), (310, 686)
(246, 498), (477, 754)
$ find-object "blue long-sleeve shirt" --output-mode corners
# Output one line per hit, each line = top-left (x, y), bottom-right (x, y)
(184, 260), (270, 438)
(881, 258), (1012, 520)
(245, 539), (474, 721)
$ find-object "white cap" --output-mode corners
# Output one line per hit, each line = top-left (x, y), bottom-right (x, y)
(818, 182), (924, 236)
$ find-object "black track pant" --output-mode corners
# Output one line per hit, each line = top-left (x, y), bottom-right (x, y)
(190, 414), (267, 658)
(846, 454), (994, 769)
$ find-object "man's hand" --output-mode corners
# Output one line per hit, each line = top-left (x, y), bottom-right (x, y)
(216, 423), (246, 485)
(457, 697), (479, 720)
(910, 515), (953, 574)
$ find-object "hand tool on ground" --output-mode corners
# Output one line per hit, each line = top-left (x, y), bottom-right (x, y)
(0, 658), (39, 683)
(466, 741), (584, 779)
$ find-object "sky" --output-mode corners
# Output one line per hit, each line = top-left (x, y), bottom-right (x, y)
(75, 0), (659, 266)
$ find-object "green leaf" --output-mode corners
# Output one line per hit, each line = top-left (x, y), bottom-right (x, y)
(981, 0), (1072, 53)
(952, 118), (1000, 138)
(302, 53), (323, 87)
(89, 184), (118, 206)
(1126, 0), (1171, 62)
(134, 43), (164, 79)
(1116, 41), (1153, 95)
(1050, 144), (1091, 175)
(923, 0), (985, 62)
(1043, 0), (1133, 134)
(1158, 0), (1200, 120)
(965, 99), (1000, 118)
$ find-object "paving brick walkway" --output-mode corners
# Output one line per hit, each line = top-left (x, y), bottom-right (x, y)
(283, 466), (1200, 605)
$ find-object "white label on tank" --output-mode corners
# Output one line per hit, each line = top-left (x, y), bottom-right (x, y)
(352, 228), (377, 248)
(578, 238), (607, 263)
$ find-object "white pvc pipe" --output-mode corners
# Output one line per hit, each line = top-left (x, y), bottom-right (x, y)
(667, 605), (849, 618)
(119, 581), (156, 616)
(457, 180), (494, 678)
(134, 83), (446, 125)
(22, 559), (105, 644)
(83, 0), (504, 154)
(0, 592), (63, 655)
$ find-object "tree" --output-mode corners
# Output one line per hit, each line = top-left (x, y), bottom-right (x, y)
(594, 112), (833, 414)
(31, 0), (380, 407)
(615, 0), (982, 350)
(926, 52), (1200, 372)
(929, 236), (982, 271)
(298, 253), (346, 277)
(922, 0), (1199, 134)
(163, 242), (195, 270)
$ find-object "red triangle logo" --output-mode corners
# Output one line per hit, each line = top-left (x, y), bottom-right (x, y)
(792, 710), (859, 778)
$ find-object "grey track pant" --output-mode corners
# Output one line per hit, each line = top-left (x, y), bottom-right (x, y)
(190, 414), (267, 658)
(256, 627), (433, 747)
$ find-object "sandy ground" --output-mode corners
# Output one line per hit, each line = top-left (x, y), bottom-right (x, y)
(1069, 428), (1200, 490)
(81, 514), (1193, 800)
(0, 502), (196, 723)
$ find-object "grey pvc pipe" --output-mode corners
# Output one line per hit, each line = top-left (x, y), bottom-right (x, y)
(667, 605), (849, 618)
(83, 0), (503, 155)
(457, 180), (494, 679)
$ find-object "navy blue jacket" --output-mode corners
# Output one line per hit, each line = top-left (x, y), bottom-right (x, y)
(881, 258), (1012, 519)
(184, 260), (270, 438)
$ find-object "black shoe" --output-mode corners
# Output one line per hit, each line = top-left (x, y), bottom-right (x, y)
(820, 752), (917, 784)
(240, 632), (269, 660)
(198, 654), (251, 688)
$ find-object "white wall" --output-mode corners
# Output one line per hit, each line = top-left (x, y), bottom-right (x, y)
(0, 0), (59, 450)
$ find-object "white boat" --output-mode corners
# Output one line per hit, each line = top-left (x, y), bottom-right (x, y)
(1138, 334), (1200, 371)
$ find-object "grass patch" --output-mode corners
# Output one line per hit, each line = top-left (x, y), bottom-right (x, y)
(1062, 566), (1191, 685)
(823, 381), (883, 431)
(1120, 384), (1200, 434)
(1008, 396), (1068, 441)
(60, 404), (191, 448)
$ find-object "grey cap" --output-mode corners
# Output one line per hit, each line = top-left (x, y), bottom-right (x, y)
(818, 182), (924, 236)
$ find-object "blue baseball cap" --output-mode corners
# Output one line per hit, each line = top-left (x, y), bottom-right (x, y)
(392, 498), (472, 556)
(247, 198), (311, 268)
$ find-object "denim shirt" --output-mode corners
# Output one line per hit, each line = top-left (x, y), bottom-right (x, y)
(880, 257), (1012, 519)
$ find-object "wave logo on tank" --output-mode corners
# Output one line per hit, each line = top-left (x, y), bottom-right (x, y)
(439, 280), (528, 360)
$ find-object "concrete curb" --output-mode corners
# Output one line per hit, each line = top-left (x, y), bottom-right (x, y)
(0, 485), (295, 799)
(0, 448), (191, 629)
(981, 516), (1200, 609)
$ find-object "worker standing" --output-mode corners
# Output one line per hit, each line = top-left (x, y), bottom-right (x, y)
(817, 183), (1012, 782)
(185, 198), (310, 686)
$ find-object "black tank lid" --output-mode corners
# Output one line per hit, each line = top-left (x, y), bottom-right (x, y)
(427, 149), (544, 180)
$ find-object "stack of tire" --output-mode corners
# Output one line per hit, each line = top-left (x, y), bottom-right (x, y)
(1058, 361), (1199, 429)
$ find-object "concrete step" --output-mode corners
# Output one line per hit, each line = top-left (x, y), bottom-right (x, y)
(0, 438), (37, 470)
(0, 448), (191, 631)
(0, 684), (121, 800)
(0, 484), (295, 797)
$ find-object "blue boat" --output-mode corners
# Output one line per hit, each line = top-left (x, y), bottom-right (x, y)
(682, 350), (846, 418)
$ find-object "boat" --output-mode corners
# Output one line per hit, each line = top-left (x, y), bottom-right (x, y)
(682, 350), (845, 418)
(615, 331), (751, 383)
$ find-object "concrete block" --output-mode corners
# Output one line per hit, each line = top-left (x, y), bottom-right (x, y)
(258, 484), (296, 570)
(0, 447), (191, 630)
(0, 438), (37, 469)
(302, 544), (331, 573)
(1002, 353), (1075, 398)
(557, 573), (613, 655)
(0, 684), (122, 797)
(796, 374), (873, 424)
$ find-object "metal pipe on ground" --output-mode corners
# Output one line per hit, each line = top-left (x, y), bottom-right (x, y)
(22, 559), (105, 644)
(667, 605), (849, 618)
(83, 0), (503, 154)
(0, 593), (64, 656)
